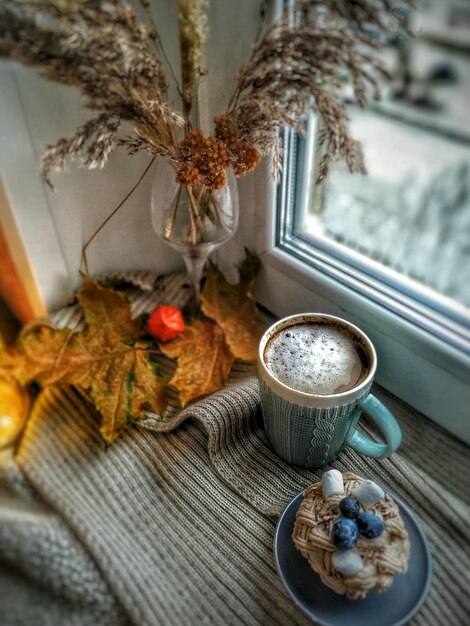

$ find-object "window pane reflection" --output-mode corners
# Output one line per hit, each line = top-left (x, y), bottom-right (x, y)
(304, 0), (470, 311)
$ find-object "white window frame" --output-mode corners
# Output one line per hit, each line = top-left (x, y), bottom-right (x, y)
(253, 128), (470, 445)
(252, 0), (470, 445)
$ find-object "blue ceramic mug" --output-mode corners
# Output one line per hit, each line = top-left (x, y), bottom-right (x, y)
(258, 313), (402, 468)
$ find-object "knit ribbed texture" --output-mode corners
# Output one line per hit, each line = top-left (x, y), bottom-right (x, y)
(259, 377), (370, 467)
(0, 456), (129, 625)
(1, 272), (469, 626)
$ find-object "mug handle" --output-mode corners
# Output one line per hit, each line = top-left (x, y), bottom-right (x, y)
(345, 394), (402, 458)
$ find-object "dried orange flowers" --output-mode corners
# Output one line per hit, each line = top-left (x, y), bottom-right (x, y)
(176, 114), (261, 189)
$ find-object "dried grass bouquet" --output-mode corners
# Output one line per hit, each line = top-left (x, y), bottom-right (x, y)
(0, 0), (389, 240)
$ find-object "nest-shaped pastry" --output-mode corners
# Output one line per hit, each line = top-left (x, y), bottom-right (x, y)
(292, 472), (410, 600)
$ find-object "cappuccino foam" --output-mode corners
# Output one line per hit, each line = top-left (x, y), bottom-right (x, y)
(264, 322), (367, 395)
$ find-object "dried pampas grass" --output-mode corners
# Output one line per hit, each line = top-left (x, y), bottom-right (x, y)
(178, 0), (209, 122)
(0, 0), (183, 187)
(226, 0), (389, 180)
(0, 0), (390, 187)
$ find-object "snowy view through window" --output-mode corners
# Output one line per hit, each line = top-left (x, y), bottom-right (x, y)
(303, 0), (470, 311)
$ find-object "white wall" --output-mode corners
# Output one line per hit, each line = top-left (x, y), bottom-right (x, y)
(0, 0), (262, 312)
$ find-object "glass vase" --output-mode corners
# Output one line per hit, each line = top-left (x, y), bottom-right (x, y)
(151, 158), (239, 310)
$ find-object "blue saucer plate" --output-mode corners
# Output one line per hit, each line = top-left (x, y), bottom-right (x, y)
(274, 490), (432, 626)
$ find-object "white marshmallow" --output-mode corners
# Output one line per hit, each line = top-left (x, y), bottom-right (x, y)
(321, 469), (344, 498)
(352, 480), (385, 508)
(332, 550), (363, 577)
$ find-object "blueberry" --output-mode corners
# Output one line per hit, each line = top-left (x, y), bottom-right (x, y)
(332, 518), (359, 550)
(339, 496), (361, 519)
(357, 512), (384, 538)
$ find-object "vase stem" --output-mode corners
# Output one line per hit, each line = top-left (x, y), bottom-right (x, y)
(182, 249), (209, 315)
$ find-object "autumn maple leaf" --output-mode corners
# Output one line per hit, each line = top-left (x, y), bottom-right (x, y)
(200, 249), (263, 361)
(160, 320), (234, 408)
(0, 278), (167, 444)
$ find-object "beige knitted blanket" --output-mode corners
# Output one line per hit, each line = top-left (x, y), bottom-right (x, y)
(0, 273), (469, 625)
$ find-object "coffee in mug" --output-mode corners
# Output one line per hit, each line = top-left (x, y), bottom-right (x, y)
(258, 314), (402, 468)
(263, 320), (369, 395)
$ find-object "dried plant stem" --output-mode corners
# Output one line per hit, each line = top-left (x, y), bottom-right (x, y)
(81, 157), (156, 275)
(186, 185), (204, 244)
(196, 184), (205, 207)
(209, 193), (222, 227)
(187, 197), (198, 245)
(193, 187), (209, 239)
(178, 0), (208, 125)
(168, 183), (184, 237)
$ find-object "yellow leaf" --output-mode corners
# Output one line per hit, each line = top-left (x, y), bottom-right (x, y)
(0, 324), (83, 385)
(91, 350), (136, 444)
(160, 320), (234, 408)
(200, 250), (263, 361)
(0, 280), (167, 444)
(130, 349), (168, 418)
(78, 276), (142, 344)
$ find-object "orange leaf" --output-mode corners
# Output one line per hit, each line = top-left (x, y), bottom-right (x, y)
(200, 250), (263, 361)
(160, 320), (234, 408)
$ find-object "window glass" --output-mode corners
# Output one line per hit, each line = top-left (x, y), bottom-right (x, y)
(293, 0), (470, 342)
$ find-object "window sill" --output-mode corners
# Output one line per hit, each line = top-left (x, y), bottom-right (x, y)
(255, 246), (470, 446)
